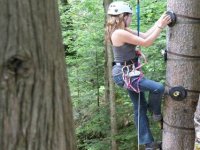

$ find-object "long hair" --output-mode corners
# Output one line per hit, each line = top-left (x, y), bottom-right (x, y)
(105, 13), (129, 43)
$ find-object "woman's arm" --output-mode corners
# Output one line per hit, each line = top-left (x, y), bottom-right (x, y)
(112, 14), (171, 47)
(125, 12), (168, 39)
(125, 28), (146, 38)
(125, 25), (157, 39)
(121, 27), (163, 47)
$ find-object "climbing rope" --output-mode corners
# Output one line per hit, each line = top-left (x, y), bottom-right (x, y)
(136, 0), (140, 36)
(138, 92), (141, 150)
(136, 0), (141, 149)
(121, 63), (141, 150)
(121, 62), (143, 150)
(120, 55), (147, 150)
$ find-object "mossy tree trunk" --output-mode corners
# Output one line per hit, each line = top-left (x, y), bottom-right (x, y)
(163, 1), (200, 150)
(0, 0), (76, 150)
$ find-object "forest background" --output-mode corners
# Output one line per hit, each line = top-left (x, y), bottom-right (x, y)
(60, 0), (167, 149)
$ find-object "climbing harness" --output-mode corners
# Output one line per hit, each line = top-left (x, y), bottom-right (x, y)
(122, 61), (143, 93)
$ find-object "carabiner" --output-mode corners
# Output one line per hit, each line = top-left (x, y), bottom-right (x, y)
(122, 66), (130, 75)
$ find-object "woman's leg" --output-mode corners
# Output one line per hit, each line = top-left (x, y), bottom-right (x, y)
(127, 90), (154, 145)
(132, 77), (164, 116)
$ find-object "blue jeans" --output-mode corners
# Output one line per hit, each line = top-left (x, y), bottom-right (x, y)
(113, 69), (164, 145)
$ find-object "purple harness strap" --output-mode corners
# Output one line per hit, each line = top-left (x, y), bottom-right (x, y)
(122, 63), (143, 93)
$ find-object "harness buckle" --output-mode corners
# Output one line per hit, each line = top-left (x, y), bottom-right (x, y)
(128, 70), (141, 77)
(122, 65), (141, 77)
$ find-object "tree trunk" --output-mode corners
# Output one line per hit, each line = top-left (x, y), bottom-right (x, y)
(0, 0), (76, 150)
(163, 1), (200, 150)
(103, 0), (118, 150)
(95, 50), (100, 107)
(194, 95), (200, 150)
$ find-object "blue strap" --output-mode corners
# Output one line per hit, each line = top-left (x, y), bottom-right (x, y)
(136, 0), (140, 36)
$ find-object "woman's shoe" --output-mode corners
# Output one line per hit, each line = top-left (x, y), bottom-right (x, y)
(145, 141), (162, 150)
(152, 114), (163, 129)
(152, 114), (162, 122)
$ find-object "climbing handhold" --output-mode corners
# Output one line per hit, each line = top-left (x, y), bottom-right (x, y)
(166, 10), (177, 27)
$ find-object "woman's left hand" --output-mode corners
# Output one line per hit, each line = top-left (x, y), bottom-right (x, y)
(157, 12), (172, 29)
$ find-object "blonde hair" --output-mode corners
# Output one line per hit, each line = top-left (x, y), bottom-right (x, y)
(106, 13), (127, 43)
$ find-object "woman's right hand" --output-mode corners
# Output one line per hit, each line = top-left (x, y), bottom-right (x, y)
(156, 12), (172, 29)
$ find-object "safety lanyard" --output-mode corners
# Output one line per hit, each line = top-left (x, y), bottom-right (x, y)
(136, 1), (141, 149)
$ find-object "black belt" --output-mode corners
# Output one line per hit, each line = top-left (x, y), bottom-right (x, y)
(113, 59), (137, 66)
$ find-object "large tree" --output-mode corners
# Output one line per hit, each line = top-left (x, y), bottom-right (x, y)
(103, 0), (118, 150)
(163, 0), (200, 149)
(0, 0), (76, 150)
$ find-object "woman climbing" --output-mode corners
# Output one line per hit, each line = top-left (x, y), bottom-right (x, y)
(106, 1), (171, 150)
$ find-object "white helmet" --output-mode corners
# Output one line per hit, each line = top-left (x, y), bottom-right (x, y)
(107, 1), (132, 15)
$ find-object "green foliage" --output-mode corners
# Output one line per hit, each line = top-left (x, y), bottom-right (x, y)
(60, 1), (108, 149)
(76, 105), (111, 150)
(115, 126), (138, 150)
(60, 0), (166, 149)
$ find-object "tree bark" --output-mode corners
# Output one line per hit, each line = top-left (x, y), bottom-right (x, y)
(0, 0), (76, 150)
(163, 1), (200, 150)
(194, 95), (200, 150)
(103, 0), (118, 150)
